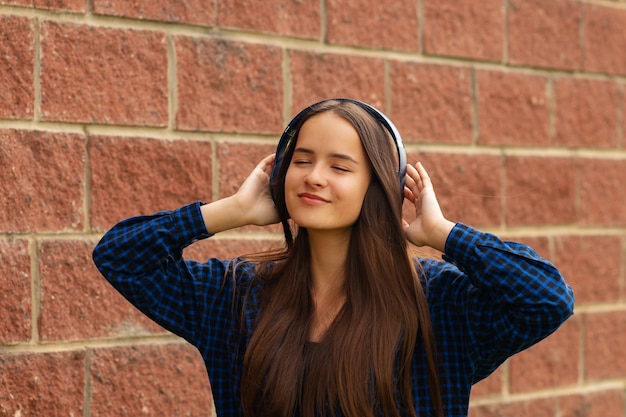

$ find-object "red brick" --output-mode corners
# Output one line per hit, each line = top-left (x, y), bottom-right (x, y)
(508, 0), (582, 70)
(218, 0), (320, 39)
(0, 0), (31, 6)
(90, 344), (213, 416)
(553, 235), (621, 305)
(326, 0), (418, 51)
(577, 159), (626, 227)
(477, 71), (550, 146)
(509, 236), (550, 260)
(39, 240), (164, 341)
(93, 0), (215, 25)
(34, 0), (85, 11)
(89, 136), (213, 230)
(0, 240), (31, 343)
(184, 238), (280, 262)
(176, 37), (283, 134)
(40, 22), (168, 126)
(509, 316), (580, 392)
(474, 398), (556, 417)
(504, 157), (576, 226)
(583, 4), (626, 76)
(390, 62), (473, 144)
(408, 153), (503, 228)
(470, 367), (503, 398)
(423, 0), (503, 61)
(554, 78), (619, 148)
(0, 351), (85, 415)
(0, 129), (84, 233)
(0, 16), (34, 120)
(289, 51), (386, 114)
(560, 389), (625, 417)
(584, 311), (626, 380)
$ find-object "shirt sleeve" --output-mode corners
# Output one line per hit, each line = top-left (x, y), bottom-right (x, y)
(92, 201), (245, 346)
(422, 222), (574, 383)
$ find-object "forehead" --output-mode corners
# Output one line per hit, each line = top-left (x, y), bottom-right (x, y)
(296, 112), (364, 153)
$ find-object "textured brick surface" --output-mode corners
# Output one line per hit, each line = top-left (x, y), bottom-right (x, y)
(552, 235), (621, 305)
(583, 4), (626, 75)
(0, 129), (85, 233)
(584, 311), (626, 380)
(218, 0), (320, 39)
(93, 0), (215, 25)
(509, 316), (580, 392)
(0, 240), (31, 343)
(89, 136), (213, 230)
(390, 62), (473, 144)
(90, 344), (213, 416)
(477, 71), (549, 146)
(504, 157), (576, 226)
(40, 22), (168, 125)
(554, 78), (619, 148)
(34, 0), (85, 11)
(326, 0), (418, 51)
(176, 37), (283, 134)
(474, 398), (556, 417)
(0, 351), (85, 415)
(469, 367), (503, 398)
(0, 16), (34, 120)
(423, 0), (503, 61)
(508, 0), (582, 70)
(409, 152), (502, 228)
(290, 51), (386, 115)
(0, 0), (31, 6)
(577, 159), (626, 227)
(560, 390), (625, 417)
(39, 240), (165, 341)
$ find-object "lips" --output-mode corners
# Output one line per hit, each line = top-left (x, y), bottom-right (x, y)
(298, 192), (329, 204)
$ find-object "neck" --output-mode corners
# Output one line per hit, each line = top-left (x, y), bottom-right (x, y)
(306, 228), (351, 295)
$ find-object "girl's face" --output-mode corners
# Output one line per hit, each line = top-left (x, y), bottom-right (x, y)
(284, 112), (372, 234)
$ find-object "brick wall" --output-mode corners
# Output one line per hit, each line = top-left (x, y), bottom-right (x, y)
(0, 0), (624, 415)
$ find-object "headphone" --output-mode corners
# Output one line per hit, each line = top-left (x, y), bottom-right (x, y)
(269, 98), (407, 202)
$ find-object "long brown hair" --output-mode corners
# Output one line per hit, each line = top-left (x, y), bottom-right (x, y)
(240, 100), (443, 417)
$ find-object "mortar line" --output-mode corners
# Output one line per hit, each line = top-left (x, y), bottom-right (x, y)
(29, 239), (41, 344)
(470, 68), (480, 146)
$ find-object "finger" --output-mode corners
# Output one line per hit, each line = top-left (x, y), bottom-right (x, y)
(414, 162), (432, 187)
(403, 186), (416, 203)
(257, 154), (276, 175)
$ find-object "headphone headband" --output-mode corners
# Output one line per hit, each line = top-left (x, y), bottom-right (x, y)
(270, 98), (407, 202)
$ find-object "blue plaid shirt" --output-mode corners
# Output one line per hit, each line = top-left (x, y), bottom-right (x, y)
(92, 202), (574, 417)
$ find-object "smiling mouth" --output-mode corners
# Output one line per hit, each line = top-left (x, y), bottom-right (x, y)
(298, 193), (329, 204)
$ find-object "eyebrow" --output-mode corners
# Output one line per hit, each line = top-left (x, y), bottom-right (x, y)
(293, 147), (359, 164)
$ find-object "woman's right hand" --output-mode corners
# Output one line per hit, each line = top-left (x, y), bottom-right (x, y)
(200, 154), (280, 234)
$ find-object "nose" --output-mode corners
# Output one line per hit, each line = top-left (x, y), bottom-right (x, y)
(304, 163), (327, 188)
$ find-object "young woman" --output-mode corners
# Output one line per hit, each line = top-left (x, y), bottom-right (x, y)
(93, 99), (574, 417)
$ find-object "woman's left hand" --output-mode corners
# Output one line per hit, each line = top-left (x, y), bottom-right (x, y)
(402, 162), (455, 252)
